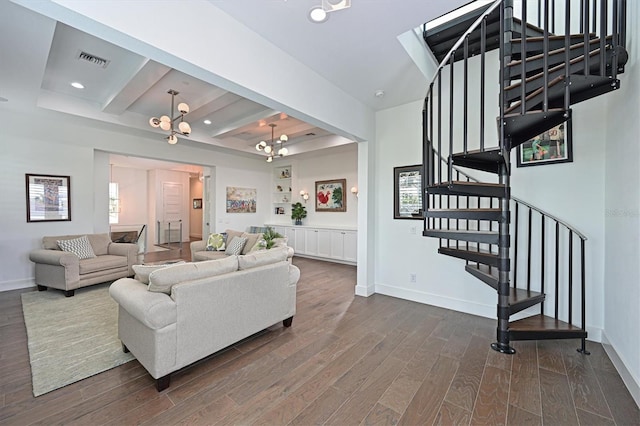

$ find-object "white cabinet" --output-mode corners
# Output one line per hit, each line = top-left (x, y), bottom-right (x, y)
(304, 228), (331, 257)
(330, 230), (357, 262)
(266, 224), (356, 265)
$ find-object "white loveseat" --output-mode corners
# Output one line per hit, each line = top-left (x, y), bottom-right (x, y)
(109, 247), (299, 391)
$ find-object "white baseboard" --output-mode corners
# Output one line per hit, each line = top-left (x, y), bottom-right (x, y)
(355, 284), (374, 297)
(375, 282), (495, 319)
(1, 278), (35, 292)
(601, 332), (640, 407)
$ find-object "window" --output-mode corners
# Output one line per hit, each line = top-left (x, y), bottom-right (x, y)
(109, 182), (119, 224)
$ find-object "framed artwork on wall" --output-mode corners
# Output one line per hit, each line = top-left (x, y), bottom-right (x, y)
(226, 187), (257, 213)
(394, 165), (423, 220)
(315, 179), (346, 212)
(517, 120), (573, 167)
(25, 174), (71, 222)
(192, 198), (202, 209)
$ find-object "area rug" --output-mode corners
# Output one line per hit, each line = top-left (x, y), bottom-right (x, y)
(21, 283), (134, 396)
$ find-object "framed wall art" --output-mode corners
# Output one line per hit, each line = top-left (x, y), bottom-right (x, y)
(26, 173), (71, 222)
(226, 187), (256, 213)
(394, 165), (423, 220)
(517, 120), (573, 167)
(315, 179), (346, 212)
(192, 198), (202, 209)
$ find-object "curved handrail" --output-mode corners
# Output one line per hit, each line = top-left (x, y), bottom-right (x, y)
(445, 157), (588, 240)
(425, 0), (503, 94)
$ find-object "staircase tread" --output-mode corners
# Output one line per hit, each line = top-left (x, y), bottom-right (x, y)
(511, 33), (597, 43)
(507, 42), (605, 68)
(503, 108), (566, 119)
(509, 314), (582, 331)
(427, 229), (497, 235)
(430, 181), (504, 188)
(429, 208), (501, 213)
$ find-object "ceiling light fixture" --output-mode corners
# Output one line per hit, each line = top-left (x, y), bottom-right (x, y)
(256, 123), (289, 162)
(203, 119), (212, 125)
(149, 89), (191, 145)
(71, 82), (85, 89)
(309, 0), (350, 23)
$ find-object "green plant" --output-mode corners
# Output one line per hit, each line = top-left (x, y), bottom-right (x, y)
(291, 202), (307, 225)
(263, 226), (283, 249)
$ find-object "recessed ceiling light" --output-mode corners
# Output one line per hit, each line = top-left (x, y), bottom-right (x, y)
(203, 119), (212, 125)
(309, 6), (328, 23)
(71, 82), (85, 89)
(374, 90), (385, 98)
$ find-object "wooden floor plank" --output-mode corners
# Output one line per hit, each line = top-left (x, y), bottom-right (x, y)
(470, 365), (510, 425)
(539, 367), (579, 426)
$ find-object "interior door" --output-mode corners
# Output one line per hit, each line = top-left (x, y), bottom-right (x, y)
(162, 182), (183, 244)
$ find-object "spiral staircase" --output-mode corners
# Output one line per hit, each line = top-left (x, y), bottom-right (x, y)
(421, 0), (628, 354)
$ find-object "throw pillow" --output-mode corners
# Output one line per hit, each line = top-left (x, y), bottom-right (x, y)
(57, 235), (96, 260)
(205, 233), (226, 251)
(133, 262), (185, 284)
(240, 232), (263, 255)
(225, 236), (247, 256)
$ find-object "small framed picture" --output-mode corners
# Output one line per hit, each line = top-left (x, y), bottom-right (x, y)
(517, 120), (573, 167)
(26, 174), (71, 222)
(193, 198), (202, 209)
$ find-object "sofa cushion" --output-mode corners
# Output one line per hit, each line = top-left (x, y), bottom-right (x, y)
(133, 262), (185, 284)
(205, 233), (226, 251)
(225, 229), (243, 244)
(193, 251), (227, 262)
(57, 236), (96, 260)
(79, 254), (128, 274)
(87, 233), (111, 256)
(225, 237), (247, 256)
(238, 247), (289, 270)
(148, 256), (239, 294)
(240, 232), (263, 255)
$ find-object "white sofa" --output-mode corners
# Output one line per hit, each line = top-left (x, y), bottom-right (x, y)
(109, 247), (299, 391)
(190, 229), (293, 263)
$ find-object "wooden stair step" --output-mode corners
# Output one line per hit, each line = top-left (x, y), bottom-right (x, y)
(510, 33), (599, 56)
(451, 148), (507, 174)
(509, 314), (587, 341)
(502, 109), (568, 149)
(438, 247), (501, 268)
(426, 208), (505, 222)
(427, 181), (507, 198)
(509, 288), (545, 315)
(424, 229), (499, 245)
(465, 264), (498, 290)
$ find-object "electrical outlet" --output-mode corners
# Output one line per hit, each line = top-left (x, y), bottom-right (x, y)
(410, 273), (417, 283)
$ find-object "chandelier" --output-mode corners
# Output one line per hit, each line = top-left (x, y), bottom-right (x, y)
(255, 123), (288, 162)
(148, 89), (191, 145)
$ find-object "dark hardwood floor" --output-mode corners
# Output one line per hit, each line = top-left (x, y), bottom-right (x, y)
(1, 256), (638, 425)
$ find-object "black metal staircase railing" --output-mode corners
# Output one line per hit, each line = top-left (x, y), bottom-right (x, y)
(421, 0), (627, 354)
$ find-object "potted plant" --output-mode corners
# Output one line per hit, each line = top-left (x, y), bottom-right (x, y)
(291, 202), (307, 226)
(262, 227), (284, 249)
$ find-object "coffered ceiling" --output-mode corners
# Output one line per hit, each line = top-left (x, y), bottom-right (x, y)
(1, 0), (470, 159)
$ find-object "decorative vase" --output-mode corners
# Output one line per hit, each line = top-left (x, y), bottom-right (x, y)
(295, 219), (302, 226)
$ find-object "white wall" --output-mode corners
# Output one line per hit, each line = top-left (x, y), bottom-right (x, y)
(0, 107), (271, 291)
(111, 166), (148, 226)
(375, 95), (611, 340)
(213, 167), (273, 234)
(268, 144), (359, 229)
(604, 0), (640, 404)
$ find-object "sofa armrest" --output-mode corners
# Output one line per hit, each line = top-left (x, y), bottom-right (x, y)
(109, 278), (177, 330)
(190, 240), (207, 253)
(108, 242), (138, 274)
(29, 249), (78, 268)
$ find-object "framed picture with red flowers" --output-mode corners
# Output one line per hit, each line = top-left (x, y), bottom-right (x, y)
(315, 179), (346, 212)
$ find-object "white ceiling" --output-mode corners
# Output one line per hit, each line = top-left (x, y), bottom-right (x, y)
(1, 0), (470, 161)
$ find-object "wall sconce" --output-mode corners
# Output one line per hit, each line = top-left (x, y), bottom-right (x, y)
(299, 190), (310, 203)
(351, 186), (358, 197)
